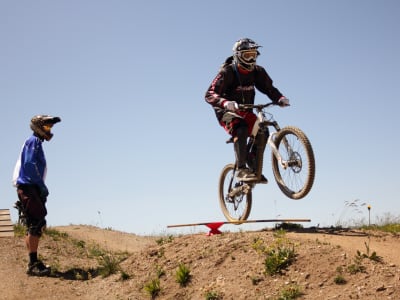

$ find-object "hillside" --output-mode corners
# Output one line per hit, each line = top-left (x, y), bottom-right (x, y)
(1, 225), (399, 299)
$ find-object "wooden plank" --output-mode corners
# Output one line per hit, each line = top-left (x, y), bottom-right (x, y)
(0, 231), (14, 237)
(0, 220), (13, 227)
(0, 209), (14, 237)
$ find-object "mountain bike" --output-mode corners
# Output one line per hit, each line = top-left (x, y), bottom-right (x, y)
(219, 102), (315, 222)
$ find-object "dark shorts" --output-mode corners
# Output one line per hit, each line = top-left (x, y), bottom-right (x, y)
(17, 185), (47, 236)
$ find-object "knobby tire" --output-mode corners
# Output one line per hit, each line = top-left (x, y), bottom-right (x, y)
(271, 126), (315, 199)
(218, 164), (252, 222)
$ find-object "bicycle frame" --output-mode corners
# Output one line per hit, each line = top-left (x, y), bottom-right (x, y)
(245, 103), (292, 175)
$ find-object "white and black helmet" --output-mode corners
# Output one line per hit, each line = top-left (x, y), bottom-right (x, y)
(232, 38), (261, 71)
(30, 115), (61, 141)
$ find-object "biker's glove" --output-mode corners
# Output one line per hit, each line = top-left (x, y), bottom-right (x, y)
(278, 96), (290, 107)
(223, 101), (239, 111)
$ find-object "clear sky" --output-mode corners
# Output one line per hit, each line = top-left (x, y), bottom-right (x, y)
(1, 1), (399, 235)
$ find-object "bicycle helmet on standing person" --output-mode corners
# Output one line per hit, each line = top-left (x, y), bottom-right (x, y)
(232, 38), (262, 71)
(30, 115), (61, 141)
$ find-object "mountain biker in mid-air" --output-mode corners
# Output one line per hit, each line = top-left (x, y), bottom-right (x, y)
(205, 37), (290, 182)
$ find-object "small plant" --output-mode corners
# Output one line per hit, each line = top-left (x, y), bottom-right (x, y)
(120, 271), (130, 281)
(347, 253), (366, 274)
(97, 254), (121, 278)
(155, 235), (174, 245)
(251, 276), (263, 285)
(363, 240), (383, 262)
(73, 240), (86, 248)
(205, 290), (222, 300)
(13, 223), (26, 237)
(88, 244), (106, 258)
(273, 228), (287, 239)
(368, 251), (382, 262)
(334, 274), (347, 285)
(264, 245), (296, 275)
(251, 236), (266, 253)
(278, 284), (303, 300)
(155, 265), (165, 278)
(175, 263), (191, 287)
(144, 278), (161, 299)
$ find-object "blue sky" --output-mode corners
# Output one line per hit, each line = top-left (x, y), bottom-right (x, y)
(1, 1), (399, 235)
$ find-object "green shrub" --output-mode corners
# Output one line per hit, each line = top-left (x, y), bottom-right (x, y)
(175, 263), (191, 287)
(334, 274), (347, 285)
(205, 290), (222, 300)
(278, 284), (303, 299)
(264, 245), (296, 275)
(97, 254), (121, 278)
(144, 278), (161, 299)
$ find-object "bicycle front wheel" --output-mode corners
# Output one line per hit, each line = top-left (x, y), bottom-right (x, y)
(271, 126), (315, 199)
(218, 164), (252, 222)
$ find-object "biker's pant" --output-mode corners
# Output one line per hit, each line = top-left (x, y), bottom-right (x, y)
(234, 123), (248, 169)
(16, 185), (47, 237)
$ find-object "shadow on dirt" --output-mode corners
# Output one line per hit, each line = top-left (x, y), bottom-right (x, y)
(270, 223), (369, 237)
(50, 267), (98, 280)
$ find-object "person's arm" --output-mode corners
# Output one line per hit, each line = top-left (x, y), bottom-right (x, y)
(254, 66), (284, 103)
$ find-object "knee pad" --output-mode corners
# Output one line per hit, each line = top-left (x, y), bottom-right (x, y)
(27, 219), (47, 237)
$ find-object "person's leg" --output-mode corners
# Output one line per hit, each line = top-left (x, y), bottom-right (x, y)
(221, 113), (256, 181)
(233, 122), (257, 181)
(18, 186), (50, 276)
(233, 124), (248, 169)
(26, 234), (39, 262)
(25, 219), (50, 276)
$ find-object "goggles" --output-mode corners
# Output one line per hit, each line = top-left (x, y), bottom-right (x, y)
(240, 50), (258, 61)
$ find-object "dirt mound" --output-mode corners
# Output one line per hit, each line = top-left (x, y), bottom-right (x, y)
(0, 225), (399, 299)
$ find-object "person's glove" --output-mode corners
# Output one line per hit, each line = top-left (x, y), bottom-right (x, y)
(278, 97), (290, 107)
(223, 101), (238, 111)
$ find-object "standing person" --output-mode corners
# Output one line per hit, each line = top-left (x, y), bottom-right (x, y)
(205, 38), (290, 182)
(13, 115), (61, 276)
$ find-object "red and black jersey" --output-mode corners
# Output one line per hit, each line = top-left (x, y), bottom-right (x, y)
(205, 60), (283, 121)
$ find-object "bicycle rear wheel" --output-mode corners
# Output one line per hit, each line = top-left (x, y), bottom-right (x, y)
(271, 126), (315, 199)
(218, 164), (252, 222)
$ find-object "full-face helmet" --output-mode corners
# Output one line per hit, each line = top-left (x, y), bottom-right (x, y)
(30, 115), (61, 141)
(232, 38), (261, 71)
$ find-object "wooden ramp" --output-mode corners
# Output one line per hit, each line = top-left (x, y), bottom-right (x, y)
(0, 209), (14, 237)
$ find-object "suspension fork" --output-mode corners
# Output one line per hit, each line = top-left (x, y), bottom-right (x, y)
(269, 132), (296, 169)
(267, 122), (293, 169)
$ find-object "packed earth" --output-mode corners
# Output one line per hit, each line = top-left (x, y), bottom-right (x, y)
(1, 224), (399, 299)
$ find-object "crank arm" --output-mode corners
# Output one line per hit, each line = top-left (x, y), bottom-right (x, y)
(228, 184), (251, 198)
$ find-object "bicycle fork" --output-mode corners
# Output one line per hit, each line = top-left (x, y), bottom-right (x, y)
(268, 132), (292, 170)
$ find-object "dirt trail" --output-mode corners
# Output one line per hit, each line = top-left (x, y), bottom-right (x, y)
(1, 225), (399, 299)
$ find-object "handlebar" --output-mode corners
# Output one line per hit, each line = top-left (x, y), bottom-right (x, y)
(238, 102), (276, 111)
